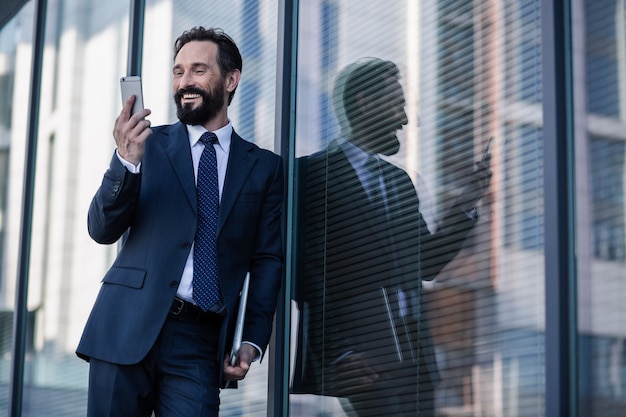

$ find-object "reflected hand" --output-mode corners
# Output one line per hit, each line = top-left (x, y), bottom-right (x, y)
(327, 352), (380, 396)
(223, 343), (258, 382)
(456, 158), (492, 212)
(113, 95), (152, 165)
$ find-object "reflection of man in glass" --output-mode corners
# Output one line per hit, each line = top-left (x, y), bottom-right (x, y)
(293, 59), (491, 416)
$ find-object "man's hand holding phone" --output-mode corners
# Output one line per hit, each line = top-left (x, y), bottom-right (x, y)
(456, 137), (493, 212)
(115, 76), (151, 166)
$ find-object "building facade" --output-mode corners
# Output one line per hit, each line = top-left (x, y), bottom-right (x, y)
(0, 0), (624, 415)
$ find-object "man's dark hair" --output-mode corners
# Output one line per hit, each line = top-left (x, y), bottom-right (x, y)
(341, 58), (400, 128)
(174, 26), (243, 104)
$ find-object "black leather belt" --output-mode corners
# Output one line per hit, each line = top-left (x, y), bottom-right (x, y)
(169, 297), (220, 322)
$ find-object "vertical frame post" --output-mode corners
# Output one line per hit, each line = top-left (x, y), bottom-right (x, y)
(542, 0), (577, 416)
(268, 0), (299, 415)
(9, 0), (48, 416)
(127, 0), (145, 76)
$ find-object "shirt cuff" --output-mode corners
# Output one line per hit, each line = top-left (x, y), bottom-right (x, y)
(332, 350), (354, 366)
(242, 341), (263, 362)
(115, 149), (142, 173)
(463, 207), (478, 220)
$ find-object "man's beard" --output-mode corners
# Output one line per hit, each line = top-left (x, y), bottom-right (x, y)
(174, 83), (225, 126)
(363, 134), (400, 156)
(354, 119), (402, 156)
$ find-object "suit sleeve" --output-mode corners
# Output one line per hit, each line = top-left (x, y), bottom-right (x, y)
(417, 203), (477, 281)
(242, 154), (284, 353)
(88, 152), (142, 244)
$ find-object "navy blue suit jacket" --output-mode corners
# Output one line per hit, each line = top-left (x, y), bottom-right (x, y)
(77, 122), (283, 379)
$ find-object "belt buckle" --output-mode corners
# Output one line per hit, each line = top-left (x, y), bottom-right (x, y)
(171, 297), (184, 315)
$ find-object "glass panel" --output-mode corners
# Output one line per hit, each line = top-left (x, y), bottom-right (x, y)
(143, 0), (279, 152)
(3, 0), (280, 415)
(0, 4), (33, 413)
(289, 1), (546, 416)
(141, 0), (280, 415)
(0, 0), (132, 415)
(578, 0), (626, 414)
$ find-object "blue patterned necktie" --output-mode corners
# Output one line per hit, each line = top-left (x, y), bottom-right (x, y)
(193, 131), (221, 311)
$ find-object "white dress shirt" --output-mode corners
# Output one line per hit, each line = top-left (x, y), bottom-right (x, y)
(176, 123), (231, 302)
(116, 122), (263, 357)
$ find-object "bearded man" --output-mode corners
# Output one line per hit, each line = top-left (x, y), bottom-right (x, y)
(77, 27), (284, 417)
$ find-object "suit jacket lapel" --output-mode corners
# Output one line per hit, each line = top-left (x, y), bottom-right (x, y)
(217, 131), (257, 235)
(327, 146), (395, 247)
(158, 122), (197, 214)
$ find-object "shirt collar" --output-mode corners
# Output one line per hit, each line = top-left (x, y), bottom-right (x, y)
(340, 138), (377, 170)
(187, 122), (233, 152)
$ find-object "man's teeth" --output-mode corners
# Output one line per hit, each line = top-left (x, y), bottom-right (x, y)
(183, 94), (201, 99)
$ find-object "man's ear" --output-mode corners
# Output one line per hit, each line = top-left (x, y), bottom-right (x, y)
(355, 91), (375, 114)
(225, 69), (241, 94)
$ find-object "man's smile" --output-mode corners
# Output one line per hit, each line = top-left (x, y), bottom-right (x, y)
(181, 93), (202, 105)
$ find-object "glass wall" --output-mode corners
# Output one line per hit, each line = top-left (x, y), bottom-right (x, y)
(0, 2), (34, 411)
(577, 0), (626, 415)
(1, 0), (625, 416)
(7, 0), (135, 414)
(0, 0), (279, 415)
(141, 0), (281, 413)
(288, 0), (546, 416)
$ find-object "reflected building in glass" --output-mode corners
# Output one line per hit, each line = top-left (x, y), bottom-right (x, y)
(0, 0), (624, 416)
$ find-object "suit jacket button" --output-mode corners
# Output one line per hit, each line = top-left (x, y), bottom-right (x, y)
(169, 281), (178, 288)
(181, 242), (191, 249)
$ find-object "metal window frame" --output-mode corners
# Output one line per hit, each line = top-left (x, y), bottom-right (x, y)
(542, 0), (578, 416)
(268, 0), (299, 415)
(9, 1), (144, 415)
(10, 0), (48, 415)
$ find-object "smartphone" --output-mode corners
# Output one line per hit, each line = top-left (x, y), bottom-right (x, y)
(481, 136), (494, 164)
(120, 76), (144, 115)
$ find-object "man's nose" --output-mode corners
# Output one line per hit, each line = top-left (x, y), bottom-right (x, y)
(179, 71), (194, 89)
(401, 109), (408, 126)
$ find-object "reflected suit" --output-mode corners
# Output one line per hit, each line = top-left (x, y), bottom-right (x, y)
(292, 58), (490, 416)
(293, 140), (477, 416)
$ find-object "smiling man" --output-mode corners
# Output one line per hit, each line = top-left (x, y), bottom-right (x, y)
(77, 27), (284, 417)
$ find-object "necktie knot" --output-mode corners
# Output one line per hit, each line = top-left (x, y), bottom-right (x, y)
(363, 155), (388, 212)
(364, 156), (382, 190)
(199, 131), (219, 146)
(364, 155), (380, 175)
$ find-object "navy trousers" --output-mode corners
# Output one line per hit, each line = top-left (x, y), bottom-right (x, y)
(87, 314), (222, 417)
